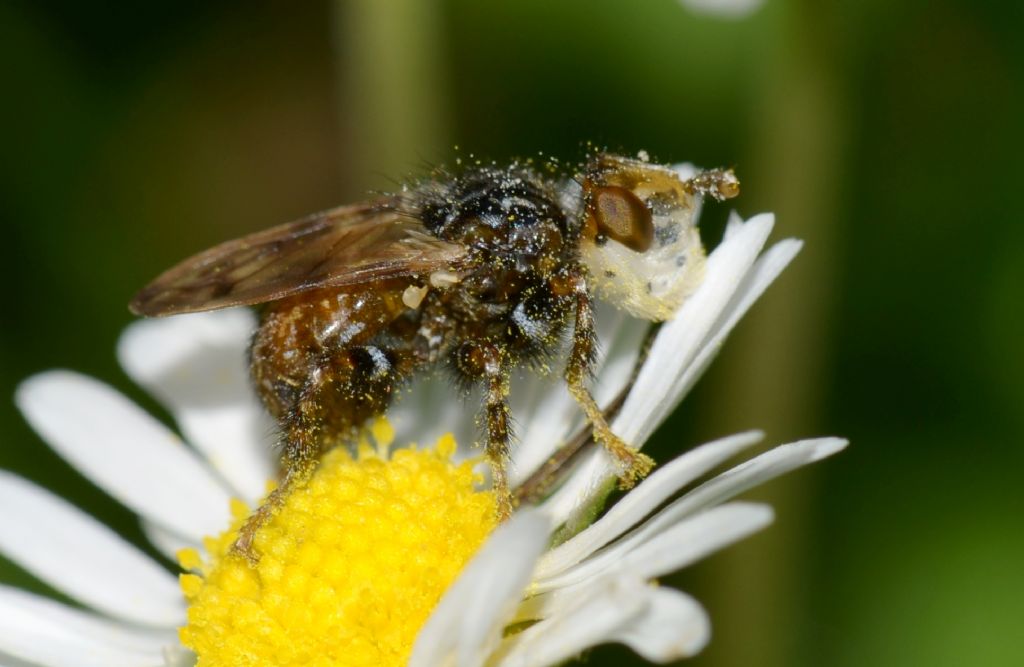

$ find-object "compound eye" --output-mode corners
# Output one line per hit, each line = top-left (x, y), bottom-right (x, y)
(591, 185), (654, 252)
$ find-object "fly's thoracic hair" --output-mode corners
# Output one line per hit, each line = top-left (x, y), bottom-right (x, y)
(130, 151), (740, 562)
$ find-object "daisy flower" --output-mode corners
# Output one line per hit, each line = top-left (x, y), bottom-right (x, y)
(0, 211), (845, 666)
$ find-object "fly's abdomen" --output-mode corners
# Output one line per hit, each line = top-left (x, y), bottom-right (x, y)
(249, 284), (409, 420)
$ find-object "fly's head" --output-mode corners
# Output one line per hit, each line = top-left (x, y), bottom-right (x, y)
(574, 153), (738, 321)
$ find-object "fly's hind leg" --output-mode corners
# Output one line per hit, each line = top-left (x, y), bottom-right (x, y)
(563, 270), (654, 488)
(232, 369), (327, 563)
(233, 343), (404, 563)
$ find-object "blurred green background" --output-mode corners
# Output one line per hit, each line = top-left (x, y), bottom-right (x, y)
(1, 1), (1022, 665)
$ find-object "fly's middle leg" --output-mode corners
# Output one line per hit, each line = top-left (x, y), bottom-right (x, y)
(455, 341), (515, 520)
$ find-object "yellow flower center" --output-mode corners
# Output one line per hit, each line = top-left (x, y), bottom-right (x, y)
(178, 420), (497, 666)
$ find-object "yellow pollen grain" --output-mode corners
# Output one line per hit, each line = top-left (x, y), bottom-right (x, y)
(179, 423), (497, 667)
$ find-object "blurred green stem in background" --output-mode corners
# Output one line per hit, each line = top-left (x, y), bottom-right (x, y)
(697, 0), (846, 665)
(333, 0), (451, 194)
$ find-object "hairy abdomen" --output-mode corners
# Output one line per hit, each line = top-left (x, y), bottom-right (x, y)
(249, 283), (411, 425)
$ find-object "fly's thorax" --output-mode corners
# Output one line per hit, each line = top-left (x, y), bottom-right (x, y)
(418, 166), (568, 250)
(418, 164), (573, 307)
(574, 154), (707, 321)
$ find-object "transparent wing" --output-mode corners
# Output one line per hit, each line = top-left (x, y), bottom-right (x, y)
(130, 198), (466, 316)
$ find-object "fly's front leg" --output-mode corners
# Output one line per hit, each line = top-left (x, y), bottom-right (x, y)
(562, 269), (654, 488)
(455, 342), (514, 520)
(685, 168), (741, 202)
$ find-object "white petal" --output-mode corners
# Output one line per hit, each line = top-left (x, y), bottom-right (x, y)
(723, 209), (746, 239)
(541, 215), (778, 523)
(494, 577), (646, 667)
(508, 373), (577, 486)
(0, 653), (37, 667)
(496, 577), (709, 666)
(534, 503), (773, 593)
(160, 645), (197, 667)
(410, 509), (550, 667)
(0, 585), (172, 667)
(555, 438), (847, 582)
(0, 472), (183, 626)
(584, 302), (650, 409)
(643, 236), (804, 440)
(618, 213), (777, 444)
(639, 437), (847, 535)
(535, 431), (763, 577)
(141, 521), (203, 563)
(610, 586), (710, 661)
(390, 374), (476, 459)
(117, 310), (275, 503)
(546, 233), (802, 520)
(16, 371), (233, 540)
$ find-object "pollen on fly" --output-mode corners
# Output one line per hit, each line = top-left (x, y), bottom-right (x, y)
(130, 151), (740, 562)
